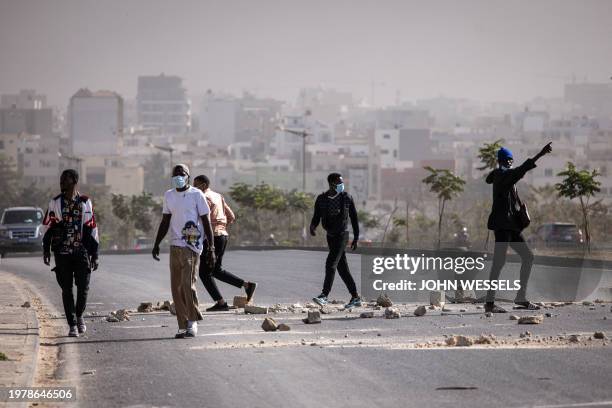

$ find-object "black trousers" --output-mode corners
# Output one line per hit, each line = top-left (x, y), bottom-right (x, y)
(486, 229), (534, 303)
(322, 231), (357, 297)
(54, 252), (91, 326)
(199, 235), (244, 302)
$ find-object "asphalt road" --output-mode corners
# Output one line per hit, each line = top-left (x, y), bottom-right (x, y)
(1, 250), (611, 408)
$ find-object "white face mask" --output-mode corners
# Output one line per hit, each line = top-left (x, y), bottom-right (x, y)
(171, 175), (187, 189)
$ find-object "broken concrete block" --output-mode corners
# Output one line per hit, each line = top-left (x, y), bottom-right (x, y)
(518, 315), (544, 325)
(261, 317), (278, 332)
(233, 296), (248, 308)
(384, 307), (400, 319)
(413, 305), (427, 317)
(320, 305), (335, 314)
(429, 291), (445, 307)
(445, 335), (473, 347)
(245, 304), (268, 314)
(376, 294), (393, 307)
(277, 323), (291, 331)
(360, 311), (374, 318)
(137, 302), (153, 313)
(509, 315), (520, 320)
(21, 301), (31, 308)
(302, 310), (321, 324)
(594, 332), (606, 339)
(568, 334), (580, 343)
(106, 309), (130, 322)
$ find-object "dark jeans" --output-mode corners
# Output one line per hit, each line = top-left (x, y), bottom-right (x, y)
(486, 229), (534, 303)
(322, 231), (357, 297)
(54, 252), (91, 326)
(199, 235), (244, 302)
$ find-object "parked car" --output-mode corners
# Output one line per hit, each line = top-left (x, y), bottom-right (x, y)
(0, 207), (45, 257)
(528, 222), (583, 248)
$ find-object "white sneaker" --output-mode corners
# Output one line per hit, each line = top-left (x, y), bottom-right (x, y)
(186, 321), (197, 337)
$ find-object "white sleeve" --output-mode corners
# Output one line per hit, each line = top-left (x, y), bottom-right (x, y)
(162, 192), (171, 215)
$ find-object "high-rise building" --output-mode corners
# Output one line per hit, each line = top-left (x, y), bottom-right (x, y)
(137, 74), (191, 135)
(69, 88), (123, 156)
(1, 89), (47, 110)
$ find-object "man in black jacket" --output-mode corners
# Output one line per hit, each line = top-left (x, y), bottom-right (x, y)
(484, 142), (552, 313)
(310, 173), (361, 309)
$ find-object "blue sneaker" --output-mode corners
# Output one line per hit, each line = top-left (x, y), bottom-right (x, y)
(313, 295), (328, 306)
(344, 296), (362, 309)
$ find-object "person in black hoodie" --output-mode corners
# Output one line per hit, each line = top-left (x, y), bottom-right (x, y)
(484, 142), (552, 313)
(310, 173), (361, 309)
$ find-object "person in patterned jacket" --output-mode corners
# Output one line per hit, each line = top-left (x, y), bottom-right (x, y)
(42, 169), (99, 337)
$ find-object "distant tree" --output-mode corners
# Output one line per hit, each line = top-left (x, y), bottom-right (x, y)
(555, 162), (601, 252)
(357, 209), (380, 229)
(477, 139), (504, 172)
(422, 167), (466, 249)
(111, 192), (162, 249)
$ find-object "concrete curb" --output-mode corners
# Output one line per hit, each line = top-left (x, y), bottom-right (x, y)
(0, 271), (41, 408)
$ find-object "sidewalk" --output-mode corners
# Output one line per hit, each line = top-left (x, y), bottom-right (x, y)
(0, 271), (40, 390)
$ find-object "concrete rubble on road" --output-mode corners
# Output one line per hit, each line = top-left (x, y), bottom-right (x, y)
(509, 315), (520, 320)
(445, 335), (473, 347)
(376, 294), (393, 307)
(303, 310), (321, 324)
(320, 305), (335, 314)
(277, 323), (291, 331)
(518, 315), (544, 325)
(137, 302), (153, 313)
(593, 332), (606, 339)
(21, 301), (31, 308)
(360, 311), (374, 318)
(261, 317), (278, 332)
(233, 296), (248, 308)
(106, 309), (130, 322)
(413, 305), (427, 317)
(384, 307), (400, 319)
(245, 304), (269, 314)
(429, 291), (445, 307)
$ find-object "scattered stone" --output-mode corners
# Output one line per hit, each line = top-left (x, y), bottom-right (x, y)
(545, 312), (552, 317)
(137, 302), (153, 313)
(320, 305), (335, 315)
(459, 308), (467, 313)
(384, 307), (401, 319)
(360, 311), (374, 318)
(484, 312), (492, 318)
(233, 296), (248, 308)
(589, 307), (596, 311)
(269, 304), (290, 313)
(509, 315), (520, 320)
(413, 305), (427, 317)
(582, 301), (595, 306)
(475, 335), (494, 344)
(442, 306), (454, 312)
(518, 315), (544, 325)
(21, 301), (31, 308)
(288, 303), (303, 313)
(302, 310), (321, 324)
(535, 302), (546, 307)
(329, 299), (343, 304)
(568, 334), (580, 343)
(377, 294), (393, 307)
(594, 332), (606, 339)
(277, 323), (291, 331)
(446, 335), (473, 347)
(106, 309), (130, 322)
(261, 317), (278, 332)
(245, 304), (268, 314)
(374, 306), (382, 310)
(305, 302), (317, 308)
(476, 305), (483, 310)
(82, 370), (96, 375)
(454, 289), (477, 303)
(429, 291), (445, 307)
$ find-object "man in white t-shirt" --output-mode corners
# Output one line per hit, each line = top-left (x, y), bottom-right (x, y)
(152, 164), (215, 338)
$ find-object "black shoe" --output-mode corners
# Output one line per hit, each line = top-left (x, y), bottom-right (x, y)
(245, 282), (257, 302)
(206, 302), (229, 312)
(484, 302), (507, 313)
(175, 330), (186, 339)
(77, 317), (86, 334)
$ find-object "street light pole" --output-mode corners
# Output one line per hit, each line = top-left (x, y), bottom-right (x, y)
(278, 127), (311, 245)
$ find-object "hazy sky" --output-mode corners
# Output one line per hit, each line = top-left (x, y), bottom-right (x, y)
(1, 0), (611, 107)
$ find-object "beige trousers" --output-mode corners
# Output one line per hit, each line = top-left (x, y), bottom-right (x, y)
(170, 246), (203, 329)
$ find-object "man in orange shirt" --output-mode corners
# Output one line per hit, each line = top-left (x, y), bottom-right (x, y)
(193, 175), (257, 311)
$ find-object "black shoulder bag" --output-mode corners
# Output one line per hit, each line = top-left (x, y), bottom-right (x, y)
(512, 186), (530, 230)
